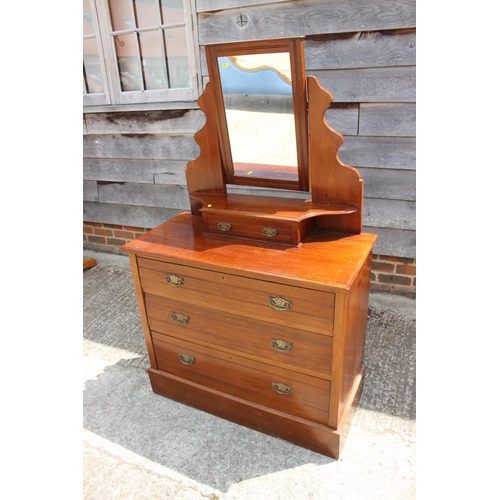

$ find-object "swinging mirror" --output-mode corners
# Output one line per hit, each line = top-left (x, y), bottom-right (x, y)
(205, 37), (309, 191)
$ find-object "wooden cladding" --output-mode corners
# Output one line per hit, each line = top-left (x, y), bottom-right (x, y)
(197, 1), (416, 44)
(84, 3), (416, 259)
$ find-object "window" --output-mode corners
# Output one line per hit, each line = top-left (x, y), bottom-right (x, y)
(83, 0), (198, 107)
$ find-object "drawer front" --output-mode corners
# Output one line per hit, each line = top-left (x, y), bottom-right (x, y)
(204, 214), (294, 244)
(138, 257), (334, 335)
(153, 334), (330, 424)
(145, 293), (333, 378)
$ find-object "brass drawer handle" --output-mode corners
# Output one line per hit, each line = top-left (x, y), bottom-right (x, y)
(217, 221), (232, 232)
(272, 382), (293, 395)
(178, 353), (195, 365)
(268, 296), (293, 311)
(171, 311), (189, 325)
(262, 226), (278, 237)
(271, 338), (293, 352)
(165, 274), (184, 287)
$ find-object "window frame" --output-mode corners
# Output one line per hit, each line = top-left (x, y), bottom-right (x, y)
(84, 0), (200, 109)
(83, 0), (112, 106)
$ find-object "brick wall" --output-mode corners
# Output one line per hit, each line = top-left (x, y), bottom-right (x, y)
(84, 222), (416, 298)
(370, 255), (416, 298)
(84, 222), (149, 251)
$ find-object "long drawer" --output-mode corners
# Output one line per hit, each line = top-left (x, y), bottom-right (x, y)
(145, 293), (333, 378)
(137, 257), (334, 335)
(153, 333), (330, 424)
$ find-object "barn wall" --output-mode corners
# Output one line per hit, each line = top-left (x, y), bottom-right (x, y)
(83, 0), (416, 258)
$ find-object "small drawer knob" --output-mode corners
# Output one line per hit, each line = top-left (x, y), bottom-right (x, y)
(178, 353), (195, 365)
(268, 296), (293, 311)
(217, 221), (232, 232)
(272, 381), (293, 395)
(262, 226), (278, 237)
(271, 338), (293, 352)
(171, 312), (189, 325)
(165, 274), (184, 287)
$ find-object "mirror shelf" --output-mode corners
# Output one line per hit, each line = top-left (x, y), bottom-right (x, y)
(191, 190), (358, 246)
(191, 191), (358, 219)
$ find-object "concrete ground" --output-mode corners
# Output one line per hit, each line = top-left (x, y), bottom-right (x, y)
(83, 249), (416, 500)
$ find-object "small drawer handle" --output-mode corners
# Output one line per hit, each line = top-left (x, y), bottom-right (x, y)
(171, 311), (189, 325)
(262, 226), (278, 237)
(217, 221), (232, 232)
(268, 296), (293, 311)
(271, 338), (293, 352)
(165, 274), (184, 287)
(272, 381), (293, 395)
(178, 353), (195, 365)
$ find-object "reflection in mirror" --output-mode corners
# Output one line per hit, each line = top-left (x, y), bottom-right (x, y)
(218, 52), (298, 182)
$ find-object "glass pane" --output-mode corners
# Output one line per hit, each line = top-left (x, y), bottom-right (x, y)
(160, 0), (185, 24)
(109, 0), (135, 31)
(139, 30), (167, 90)
(134, 0), (160, 28)
(83, 38), (104, 93)
(114, 34), (142, 91)
(164, 27), (190, 88)
(83, 0), (94, 35)
(218, 53), (298, 181)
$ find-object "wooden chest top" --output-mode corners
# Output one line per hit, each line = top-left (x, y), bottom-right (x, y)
(120, 212), (377, 292)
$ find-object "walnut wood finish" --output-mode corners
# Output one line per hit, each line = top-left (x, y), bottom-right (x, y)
(121, 36), (376, 459)
(147, 364), (365, 459)
(192, 191), (357, 218)
(153, 334), (330, 423)
(185, 38), (364, 244)
(145, 294), (333, 378)
(148, 368), (344, 457)
(191, 191), (358, 245)
(308, 76), (364, 233)
(127, 253), (157, 370)
(184, 82), (226, 214)
(329, 254), (372, 429)
(124, 213), (375, 290)
(121, 213), (376, 458)
(136, 253), (335, 335)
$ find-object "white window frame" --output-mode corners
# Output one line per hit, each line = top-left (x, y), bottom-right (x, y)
(83, 0), (112, 106)
(84, 0), (199, 108)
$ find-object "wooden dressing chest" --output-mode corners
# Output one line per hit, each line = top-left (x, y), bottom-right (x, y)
(121, 214), (376, 459)
(121, 37), (377, 459)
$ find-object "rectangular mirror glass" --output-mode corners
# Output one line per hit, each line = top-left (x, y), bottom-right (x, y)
(205, 38), (308, 191)
(218, 53), (298, 183)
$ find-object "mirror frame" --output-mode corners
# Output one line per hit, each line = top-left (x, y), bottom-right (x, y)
(205, 37), (309, 191)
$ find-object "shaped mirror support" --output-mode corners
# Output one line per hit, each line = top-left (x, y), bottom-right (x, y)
(185, 36), (364, 239)
(205, 37), (309, 191)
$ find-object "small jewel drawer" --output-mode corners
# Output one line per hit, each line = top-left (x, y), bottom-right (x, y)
(204, 213), (300, 244)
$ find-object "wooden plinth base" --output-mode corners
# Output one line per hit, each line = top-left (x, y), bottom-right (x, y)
(148, 367), (365, 459)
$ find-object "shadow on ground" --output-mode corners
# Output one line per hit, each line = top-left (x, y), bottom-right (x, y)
(83, 361), (333, 492)
(83, 262), (416, 494)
